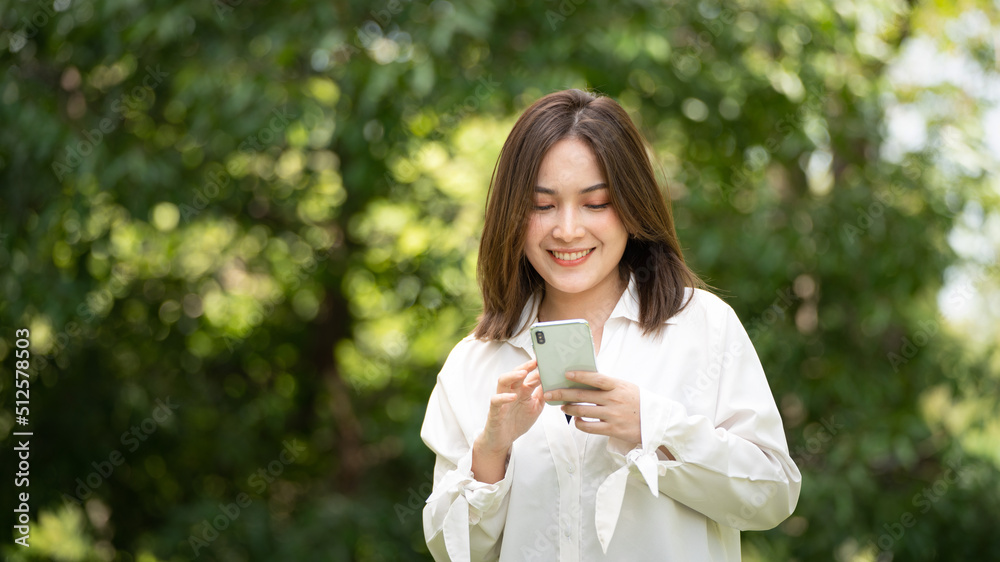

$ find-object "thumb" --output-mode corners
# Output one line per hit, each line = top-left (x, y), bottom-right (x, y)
(531, 383), (544, 403)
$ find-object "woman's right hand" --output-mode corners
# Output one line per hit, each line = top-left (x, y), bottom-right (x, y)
(472, 358), (543, 483)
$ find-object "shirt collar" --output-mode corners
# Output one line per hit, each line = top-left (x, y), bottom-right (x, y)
(607, 273), (641, 323)
(507, 274), (640, 354)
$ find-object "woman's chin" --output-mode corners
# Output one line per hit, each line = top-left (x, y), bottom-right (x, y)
(543, 277), (599, 296)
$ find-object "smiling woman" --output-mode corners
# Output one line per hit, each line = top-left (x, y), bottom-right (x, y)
(421, 89), (801, 561)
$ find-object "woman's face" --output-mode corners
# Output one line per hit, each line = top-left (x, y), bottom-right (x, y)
(524, 137), (628, 302)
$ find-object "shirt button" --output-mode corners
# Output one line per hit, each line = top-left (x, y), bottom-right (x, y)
(567, 464), (575, 474)
(564, 528), (571, 538)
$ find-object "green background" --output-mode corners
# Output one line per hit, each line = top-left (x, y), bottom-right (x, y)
(2, 0), (999, 560)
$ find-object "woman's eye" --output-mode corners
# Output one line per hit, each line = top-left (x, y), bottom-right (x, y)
(533, 203), (608, 211)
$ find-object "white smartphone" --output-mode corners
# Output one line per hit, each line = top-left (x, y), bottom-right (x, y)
(529, 319), (600, 406)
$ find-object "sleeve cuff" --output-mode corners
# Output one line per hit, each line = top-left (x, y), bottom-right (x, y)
(638, 387), (685, 464)
(427, 446), (514, 524)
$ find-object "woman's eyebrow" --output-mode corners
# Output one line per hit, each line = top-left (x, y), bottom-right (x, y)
(533, 183), (608, 195)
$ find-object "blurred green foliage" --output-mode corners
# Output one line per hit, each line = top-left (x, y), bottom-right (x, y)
(1, 0), (999, 560)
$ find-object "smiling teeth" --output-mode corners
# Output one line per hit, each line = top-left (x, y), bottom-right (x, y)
(552, 249), (591, 260)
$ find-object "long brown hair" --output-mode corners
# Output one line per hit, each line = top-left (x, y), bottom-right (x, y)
(474, 88), (704, 341)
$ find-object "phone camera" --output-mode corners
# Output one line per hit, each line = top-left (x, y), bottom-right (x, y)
(535, 331), (545, 344)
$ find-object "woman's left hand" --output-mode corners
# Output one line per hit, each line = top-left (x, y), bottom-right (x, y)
(544, 371), (642, 447)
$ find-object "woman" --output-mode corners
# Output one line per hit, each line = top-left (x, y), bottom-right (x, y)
(421, 89), (800, 561)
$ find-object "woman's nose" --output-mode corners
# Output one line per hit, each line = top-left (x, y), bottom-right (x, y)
(552, 208), (584, 241)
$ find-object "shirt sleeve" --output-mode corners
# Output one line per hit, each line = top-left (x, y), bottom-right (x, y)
(595, 304), (801, 550)
(421, 349), (514, 562)
(641, 305), (801, 529)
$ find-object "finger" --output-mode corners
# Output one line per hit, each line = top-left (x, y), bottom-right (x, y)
(497, 359), (538, 390)
(497, 369), (529, 391)
(515, 377), (537, 400)
(572, 416), (610, 435)
(544, 388), (605, 405)
(531, 383), (544, 401)
(489, 393), (517, 409)
(565, 370), (614, 390)
(524, 370), (541, 387)
(514, 358), (538, 372)
(561, 403), (603, 420)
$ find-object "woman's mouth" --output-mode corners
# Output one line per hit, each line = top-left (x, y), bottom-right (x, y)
(548, 248), (594, 264)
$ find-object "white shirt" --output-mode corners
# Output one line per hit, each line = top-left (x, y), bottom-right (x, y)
(421, 276), (801, 561)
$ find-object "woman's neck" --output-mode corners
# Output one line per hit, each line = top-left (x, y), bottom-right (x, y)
(536, 275), (627, 329)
